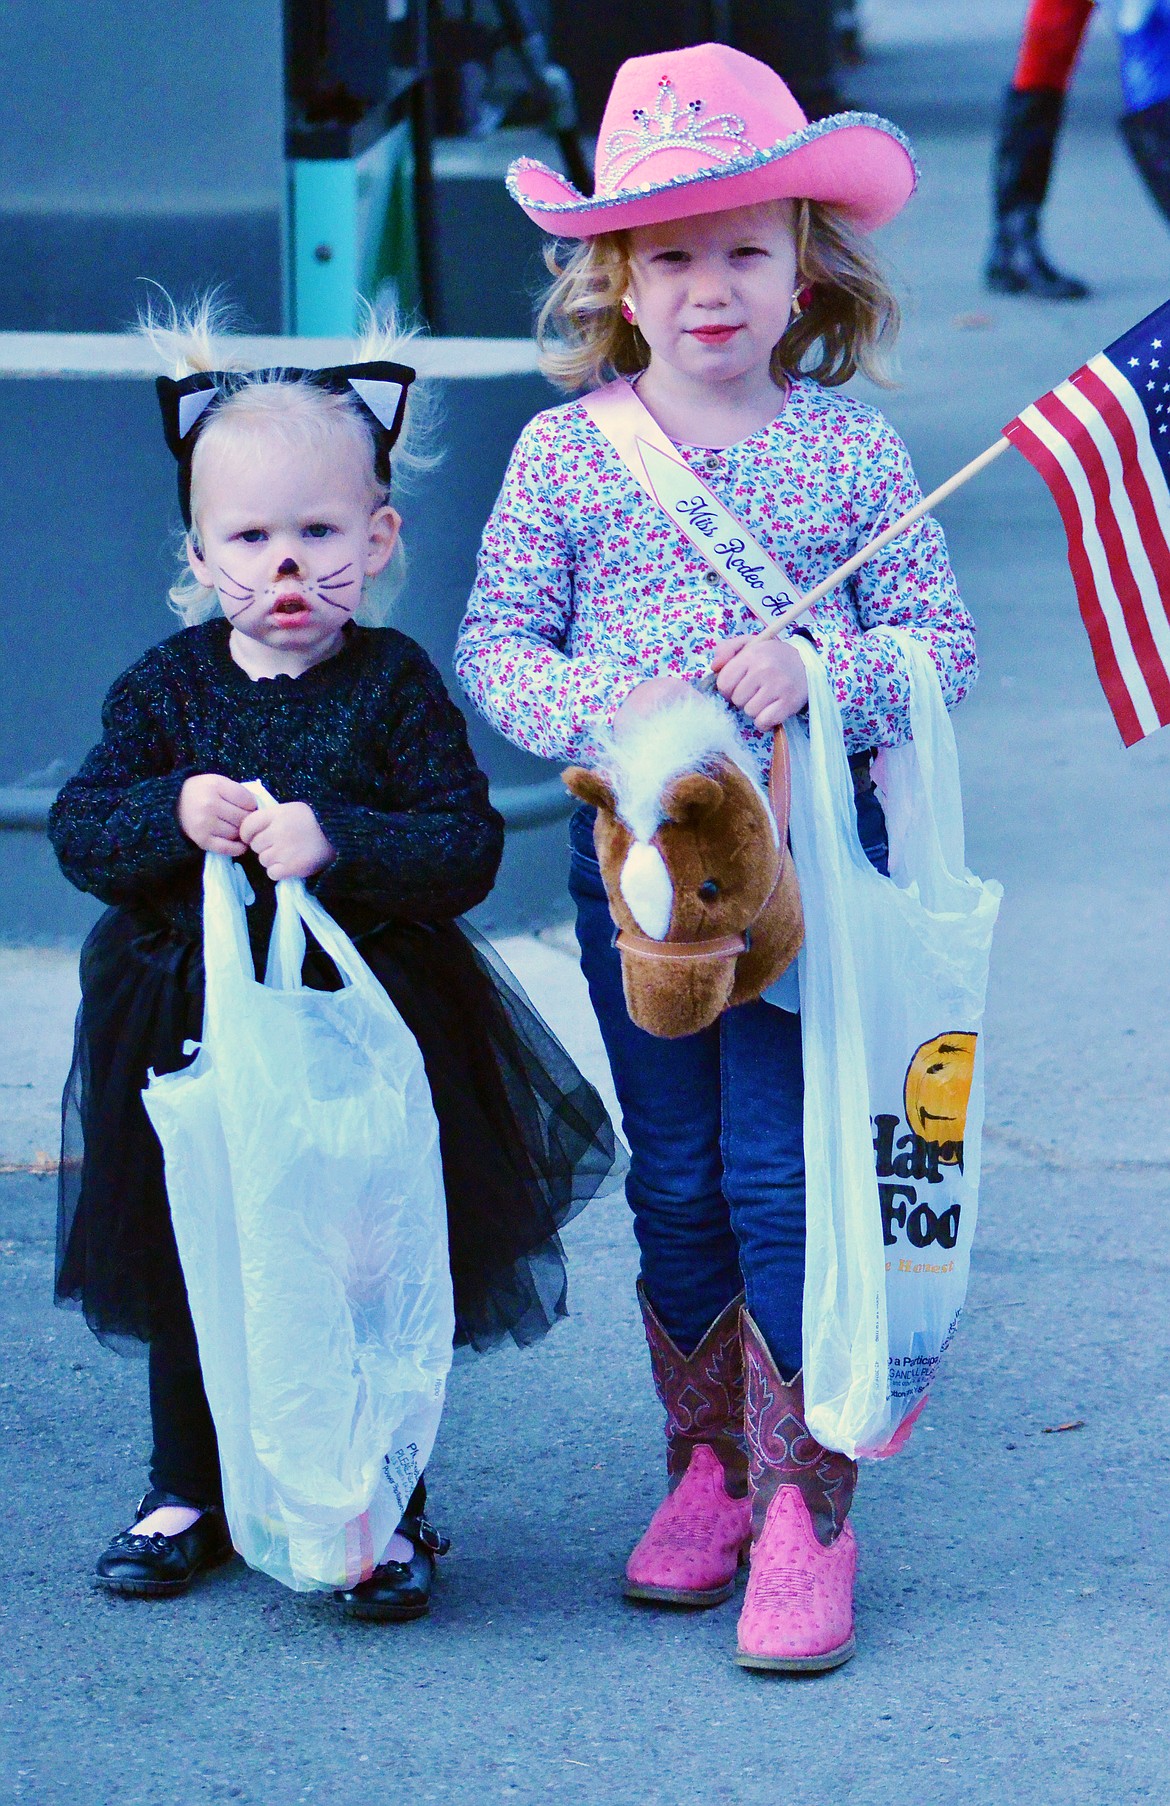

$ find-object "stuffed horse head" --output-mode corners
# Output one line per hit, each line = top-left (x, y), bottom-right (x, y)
(563, 691), (803, 1038)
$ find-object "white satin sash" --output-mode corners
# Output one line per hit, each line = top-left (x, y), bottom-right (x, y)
(581, 379), (801, 627)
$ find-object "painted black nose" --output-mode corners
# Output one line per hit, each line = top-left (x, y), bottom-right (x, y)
(277, 557), (300, 576)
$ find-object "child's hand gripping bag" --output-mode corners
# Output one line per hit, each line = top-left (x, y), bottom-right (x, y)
(788, 632), (1001, 1458)
(143, 785), (454, 1591)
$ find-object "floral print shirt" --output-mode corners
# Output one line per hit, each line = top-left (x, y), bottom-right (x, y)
(455, 377), (977, 767)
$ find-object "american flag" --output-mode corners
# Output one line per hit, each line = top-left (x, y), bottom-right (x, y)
(1003, 298), (1170, 746)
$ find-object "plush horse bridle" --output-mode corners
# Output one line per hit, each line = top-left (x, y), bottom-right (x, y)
(614, 726), (793, 967)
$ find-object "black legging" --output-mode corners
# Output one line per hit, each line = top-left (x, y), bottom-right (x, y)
(147, 1289), (222, 1509)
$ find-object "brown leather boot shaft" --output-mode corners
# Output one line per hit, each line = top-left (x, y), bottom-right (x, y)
(740, 1307), (857, 1546)
(637, 1281), (748, 1498)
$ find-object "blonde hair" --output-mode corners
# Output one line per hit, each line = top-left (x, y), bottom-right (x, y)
(535, 199), (900, 394)
(141, 293), (436, 627)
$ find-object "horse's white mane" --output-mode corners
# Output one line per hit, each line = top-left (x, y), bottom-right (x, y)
(598, 689), (774, 844)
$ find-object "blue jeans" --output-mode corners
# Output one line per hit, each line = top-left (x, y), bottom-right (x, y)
(568, 773), (888, 1379)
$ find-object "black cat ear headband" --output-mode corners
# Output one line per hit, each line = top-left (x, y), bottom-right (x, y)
(155, 361), (416, 528)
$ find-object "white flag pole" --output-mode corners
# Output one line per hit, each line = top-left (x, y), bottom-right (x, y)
(757, 435), (1013, 639)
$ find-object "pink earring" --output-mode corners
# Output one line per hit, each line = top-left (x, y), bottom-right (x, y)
(791, 284), (814, 317)
(620, 296), (636, 324)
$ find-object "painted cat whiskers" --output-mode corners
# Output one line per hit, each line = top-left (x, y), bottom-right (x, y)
(317, 561), (357, 601)
(213, 568), (255, 616)
(209, 558), (357, 625)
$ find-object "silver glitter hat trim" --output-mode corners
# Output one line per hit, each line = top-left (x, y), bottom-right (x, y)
(507, 110), (918, 221)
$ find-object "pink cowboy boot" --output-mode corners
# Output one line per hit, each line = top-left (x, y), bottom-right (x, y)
(624, 1284), (753, 1607)
(735, 1309), (858, 1672)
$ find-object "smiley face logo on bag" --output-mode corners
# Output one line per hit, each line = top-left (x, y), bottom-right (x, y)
(903, 1032), (977, 1167)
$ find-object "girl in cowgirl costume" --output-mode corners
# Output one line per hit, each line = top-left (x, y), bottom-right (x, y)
(51, 306), (621, 1619)
(457, 43), (977, 1671)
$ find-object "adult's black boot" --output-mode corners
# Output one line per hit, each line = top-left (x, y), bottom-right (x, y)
(987, 204), (1090, 298)
(987, 87), (1090, 299)
(1121, 98), (1170, 225)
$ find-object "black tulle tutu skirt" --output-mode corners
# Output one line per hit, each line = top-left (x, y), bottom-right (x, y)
(58, 901), (625, 1354)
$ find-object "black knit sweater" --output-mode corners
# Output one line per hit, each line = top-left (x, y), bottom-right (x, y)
(49, 619), (505, 940)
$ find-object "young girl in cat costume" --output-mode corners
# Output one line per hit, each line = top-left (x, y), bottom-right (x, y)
(51, 307), (621, 1619)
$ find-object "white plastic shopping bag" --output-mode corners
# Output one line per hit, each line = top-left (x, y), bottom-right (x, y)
(143, 786), (454, 1590)
(788, 632), (1001, 1458)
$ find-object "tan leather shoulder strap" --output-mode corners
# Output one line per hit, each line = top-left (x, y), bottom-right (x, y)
(769, 726), (793, 848)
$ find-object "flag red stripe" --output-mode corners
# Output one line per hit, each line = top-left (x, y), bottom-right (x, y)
(1070, 363), (1170, 617)
(1003, 414), (1145, 744)
(1036, 389), (1170, 720)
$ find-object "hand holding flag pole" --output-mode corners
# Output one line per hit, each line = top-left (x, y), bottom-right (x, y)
(747, 296), (1170, 746)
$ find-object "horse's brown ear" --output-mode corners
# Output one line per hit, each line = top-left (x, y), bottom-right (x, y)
(562, 766), (617, 813)
(661, 771), (724, 823)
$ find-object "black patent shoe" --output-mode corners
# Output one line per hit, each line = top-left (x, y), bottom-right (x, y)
(95, 1493), (234, 1597)
(335, 1511), (450, 1622)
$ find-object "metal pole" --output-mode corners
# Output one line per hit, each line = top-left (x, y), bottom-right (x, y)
(410, 0), (442, 331)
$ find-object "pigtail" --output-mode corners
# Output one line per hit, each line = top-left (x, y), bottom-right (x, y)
(139, 287), (244, 379)
(352, 298), (442, 486)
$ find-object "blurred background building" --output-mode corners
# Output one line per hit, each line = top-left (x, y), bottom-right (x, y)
(0, 0), (852, 340)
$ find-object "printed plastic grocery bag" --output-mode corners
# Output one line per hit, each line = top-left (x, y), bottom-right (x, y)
(143, 787), (453, 1590)
(788, 632), (1001, 1458)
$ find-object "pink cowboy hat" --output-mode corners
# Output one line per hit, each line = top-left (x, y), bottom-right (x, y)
(507, 43), (916, 236)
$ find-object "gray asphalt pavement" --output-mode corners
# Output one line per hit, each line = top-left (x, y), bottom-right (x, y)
(6, 12), (1170, 1804)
